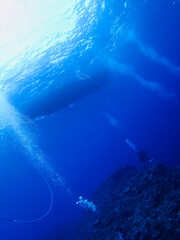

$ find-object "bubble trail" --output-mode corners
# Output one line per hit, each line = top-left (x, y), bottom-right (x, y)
(127, 31), (180, 75)
(0, 93), (65, 187)
(107, 58), (176, 99)
(0, 93), (96, 218)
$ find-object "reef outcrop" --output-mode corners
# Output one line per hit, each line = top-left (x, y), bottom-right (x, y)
(62, 164), (180, 240)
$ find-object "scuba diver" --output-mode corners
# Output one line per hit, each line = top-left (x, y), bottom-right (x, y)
(126, 139), (154, 163)
(137, 150), (153, 163)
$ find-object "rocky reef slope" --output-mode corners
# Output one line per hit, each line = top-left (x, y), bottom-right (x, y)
(61, 164), (180, 240)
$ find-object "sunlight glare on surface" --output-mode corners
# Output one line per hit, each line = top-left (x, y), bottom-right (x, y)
(0, 0), (78, 89)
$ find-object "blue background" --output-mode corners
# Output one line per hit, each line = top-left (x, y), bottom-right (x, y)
(0, 0), (180, 239)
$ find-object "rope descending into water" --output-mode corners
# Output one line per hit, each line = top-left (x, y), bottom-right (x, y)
(0, 179), (53, 223)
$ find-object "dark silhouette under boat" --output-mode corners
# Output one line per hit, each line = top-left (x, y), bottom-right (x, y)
(13, 58), (109, 119)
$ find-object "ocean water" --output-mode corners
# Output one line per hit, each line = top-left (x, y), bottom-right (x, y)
(0, 0), (179, 239)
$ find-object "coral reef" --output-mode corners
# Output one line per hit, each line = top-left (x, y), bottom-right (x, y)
(61, 164), (180, 240)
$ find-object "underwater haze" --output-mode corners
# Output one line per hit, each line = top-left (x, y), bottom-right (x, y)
(0, 0), (180, 239)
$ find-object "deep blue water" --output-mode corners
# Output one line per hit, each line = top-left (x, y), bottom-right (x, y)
(0, 0), (180, 239)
